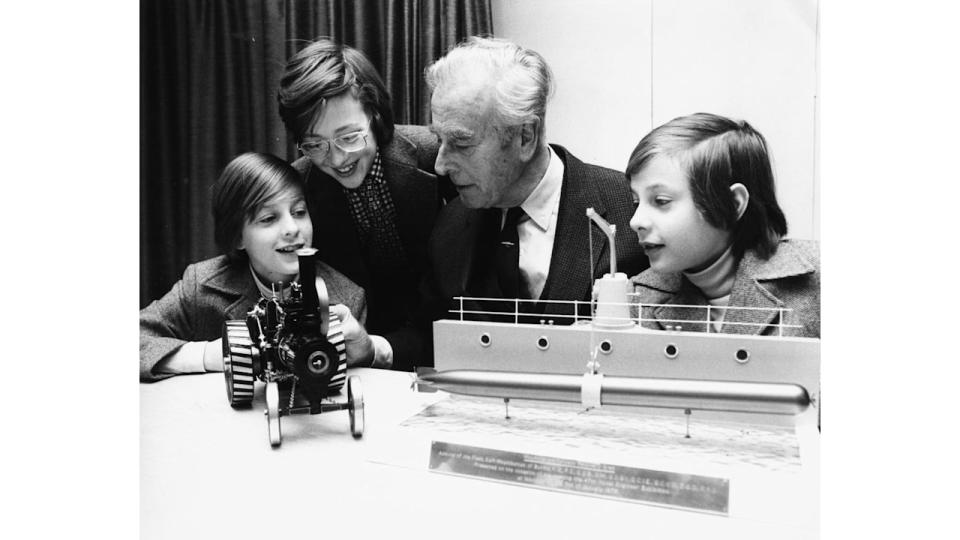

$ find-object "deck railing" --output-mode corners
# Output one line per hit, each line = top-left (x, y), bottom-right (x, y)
(448, 293), (802, 336)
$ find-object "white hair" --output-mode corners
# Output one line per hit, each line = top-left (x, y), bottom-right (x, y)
(426, 36), (554, 138)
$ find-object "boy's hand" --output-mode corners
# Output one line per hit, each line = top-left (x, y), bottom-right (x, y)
(203, 338), (224, 372)
(329, 304), (374, 368)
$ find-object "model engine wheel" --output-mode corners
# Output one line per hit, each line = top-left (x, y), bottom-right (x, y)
(265, 380), (282, 447)
(325, 314), (348, 394)
(222, 320), (256, 408)
(347, 376), (364, 438)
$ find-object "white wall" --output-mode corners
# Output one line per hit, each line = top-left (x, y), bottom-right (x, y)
(492, 0), (653, 175)
(491, 0), (819, 241)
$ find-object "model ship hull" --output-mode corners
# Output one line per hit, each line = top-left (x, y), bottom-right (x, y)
(432, 319), (820, 422)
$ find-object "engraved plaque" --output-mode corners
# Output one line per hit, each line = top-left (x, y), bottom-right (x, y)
(429, 441), (729, 514)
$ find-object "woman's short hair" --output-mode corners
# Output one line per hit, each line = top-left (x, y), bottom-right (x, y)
(211, 152), (305, 261)
(625, 112), (788, 259)
(278, 38), (394, 148)
(425, 36), (554, 141)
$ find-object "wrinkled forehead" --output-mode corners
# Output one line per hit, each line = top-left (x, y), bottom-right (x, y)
(431, 69), (493, 107)
(430, 81), (495, 135)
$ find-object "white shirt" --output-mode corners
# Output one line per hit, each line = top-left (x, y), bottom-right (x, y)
(503, 146), (564, 300)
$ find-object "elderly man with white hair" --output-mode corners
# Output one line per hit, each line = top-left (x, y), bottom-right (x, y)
(414, 36), (647, 364)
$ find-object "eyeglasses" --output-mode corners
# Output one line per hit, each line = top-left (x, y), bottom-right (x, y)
(298, 128), (369, 162)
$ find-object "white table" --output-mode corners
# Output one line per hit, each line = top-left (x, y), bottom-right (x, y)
(141, 369), (817, 539)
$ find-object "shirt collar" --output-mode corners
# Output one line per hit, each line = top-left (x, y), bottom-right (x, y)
(517, 146), (564, 231)
(250, 265), (298, 299)
(367, 151), (383, 184)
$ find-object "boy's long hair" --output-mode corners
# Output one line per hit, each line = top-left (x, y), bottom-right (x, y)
(625, 112), (787, 259)
(277, 38), (394, 148)
(211, 152), (304, 262)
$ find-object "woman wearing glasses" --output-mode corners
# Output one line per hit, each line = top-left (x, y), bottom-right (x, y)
(278, 38), (446, 372)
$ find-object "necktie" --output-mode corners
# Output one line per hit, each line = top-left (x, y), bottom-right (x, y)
(496, 207), (526, 299)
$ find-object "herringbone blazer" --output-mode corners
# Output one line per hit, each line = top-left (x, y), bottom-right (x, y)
(631, 239), (820, 338)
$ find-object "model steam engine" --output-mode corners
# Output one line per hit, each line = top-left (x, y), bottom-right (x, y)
(221, 247), (363, 447)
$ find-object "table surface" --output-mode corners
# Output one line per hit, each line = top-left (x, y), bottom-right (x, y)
(141, 369), (818, 540)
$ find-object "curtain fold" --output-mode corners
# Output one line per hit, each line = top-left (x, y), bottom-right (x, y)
(141, 0), (492, 307)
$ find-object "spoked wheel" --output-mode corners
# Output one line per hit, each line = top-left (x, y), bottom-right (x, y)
(265, 380), (282, 447)
(222, 320), (255, 408)
(347, 376), (364, 438)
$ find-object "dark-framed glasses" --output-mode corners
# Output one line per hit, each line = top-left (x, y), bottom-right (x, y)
(299, 128), (369, 162)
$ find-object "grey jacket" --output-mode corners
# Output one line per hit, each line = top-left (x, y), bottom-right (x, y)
(140, 255), (366, 381)
(631, 239), (820, 338)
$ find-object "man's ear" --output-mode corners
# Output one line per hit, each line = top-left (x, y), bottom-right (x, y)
(730, 182), (750, 221)
(518, 118), (540, 160)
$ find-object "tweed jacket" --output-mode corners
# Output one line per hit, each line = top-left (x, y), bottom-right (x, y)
(415, 144), (649, 365)
(292, 125), (445, 370)
(631, 239), (820, 338)
(140, 255), (366, 382)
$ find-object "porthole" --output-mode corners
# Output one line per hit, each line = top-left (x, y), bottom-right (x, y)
(599, 340), (613, 355)
(664, 343), (679, 359)
(735, 349), (750, 364)
(536, 336), (550, 351)
(479, 333), (491, 347)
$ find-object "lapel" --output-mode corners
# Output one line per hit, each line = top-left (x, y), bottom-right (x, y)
(634, 271), (711, 333)
(438, 202), (497, 298)
(723, 275), (782, 335)
(634, 244), (816, 335)
(201, 261), (262, 320)
(724, 244), (816, 335)
(438, 204), (539, 323)
(539, 145), (607, 309)
(382, 134), (439, 266)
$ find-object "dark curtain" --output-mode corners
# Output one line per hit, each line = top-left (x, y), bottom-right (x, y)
(140, 0), (492, 307)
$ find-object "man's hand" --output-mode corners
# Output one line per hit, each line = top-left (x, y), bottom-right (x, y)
(329, 304), (375, 368)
